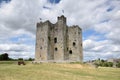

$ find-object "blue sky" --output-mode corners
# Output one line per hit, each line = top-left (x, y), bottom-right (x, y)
(0, 0), (11, 3)
(48, 0), (60, 4)
(0, 0), (120, 61)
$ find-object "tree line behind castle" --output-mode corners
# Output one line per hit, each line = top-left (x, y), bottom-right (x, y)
(87, 58), (120, 68)
(0, 53), (34, 61)
(0, 53), (120, 68)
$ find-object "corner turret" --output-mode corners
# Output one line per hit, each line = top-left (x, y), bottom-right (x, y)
(57, 15), (66, 24)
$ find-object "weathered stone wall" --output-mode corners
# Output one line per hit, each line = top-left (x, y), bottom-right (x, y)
(78, 27), (83, 61)
(54, 16), (67, 61)
(35, 15), (83, 62)
(35, 21), (50, 61)
(47, 23), (54, 60)
(67, 26), (83, 61)
(67, 26), (81, 61)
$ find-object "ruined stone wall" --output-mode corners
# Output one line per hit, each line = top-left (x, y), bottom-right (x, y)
(54, 16), (67, 61)
(35, 21), (50, 61)
(48, 23), (54, 60)
(67, 26), (82, 61)
(35, 15), (83, 62)
(78, 27), (83, 61)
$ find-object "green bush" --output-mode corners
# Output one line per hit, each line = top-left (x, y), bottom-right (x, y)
(108, 62), (113, 67)
(94, 59), (113, 67)
(18, 58), (23, 61)
(116, 62), (120, 68)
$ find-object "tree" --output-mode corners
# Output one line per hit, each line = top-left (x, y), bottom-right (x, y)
(3, 53), (8, 60)
(101, 59), (105, 63)
(0, 53), (9, 60)
(0, 55), (3, 60)
(93, 59), (113, 67)
(116, 62), (120, 68)
(103, 62), (109, 67)
(18, 58), (23, 61)
(108, 62), (113, 67)
(28, 58), (34, 61)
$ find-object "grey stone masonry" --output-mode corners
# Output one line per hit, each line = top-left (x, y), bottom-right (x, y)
(35, 15), (83, 62)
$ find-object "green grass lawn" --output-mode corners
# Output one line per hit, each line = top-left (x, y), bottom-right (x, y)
(0, 61), (120, 80)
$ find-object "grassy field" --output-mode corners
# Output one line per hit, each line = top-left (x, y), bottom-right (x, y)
(0, 61), (120, 80)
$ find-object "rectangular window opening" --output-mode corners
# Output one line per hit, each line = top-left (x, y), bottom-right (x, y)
(54, 37), (57, 43)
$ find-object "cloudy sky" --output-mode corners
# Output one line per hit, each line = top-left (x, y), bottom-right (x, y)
(0, 0), (120, 61)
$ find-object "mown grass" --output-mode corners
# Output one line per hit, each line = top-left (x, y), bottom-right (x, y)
(0, 61), (120, 80)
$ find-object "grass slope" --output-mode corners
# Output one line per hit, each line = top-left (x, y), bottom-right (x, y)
(0, 61), (120, 80)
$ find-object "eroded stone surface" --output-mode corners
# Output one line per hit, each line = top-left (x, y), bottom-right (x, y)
(35, 15), (83, 62)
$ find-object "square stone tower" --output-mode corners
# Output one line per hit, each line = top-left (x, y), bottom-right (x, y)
(35, 15), (83, 62)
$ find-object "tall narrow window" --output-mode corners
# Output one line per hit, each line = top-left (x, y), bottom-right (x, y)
(54, 37), (57, 43)
(81, 43), (82, 46)
(73, 42), (76, 46)
(55, 47), (58, 51)
(69, 50), (72, 54)
(40, 47), (42, 49)
(48, 36), (50, 41)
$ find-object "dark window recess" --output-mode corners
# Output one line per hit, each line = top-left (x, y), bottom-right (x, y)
(48, 37), (50, 41)
(50, 27), (53, 30)
(40, 47), (42, 49)
(69, 50), (72, 54)
(73, 42), (76, 46)
(55, 48), (58, 51)
(54, 37), (57, 43)
(66, 29), (68, 32)
(67, 48), (68, 51)
(81, 44), (82, 46)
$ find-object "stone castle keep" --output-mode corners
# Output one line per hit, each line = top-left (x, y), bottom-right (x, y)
(35, 15), (83, 62)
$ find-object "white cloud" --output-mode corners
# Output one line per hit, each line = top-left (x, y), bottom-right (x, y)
(0, 0), (120, 60)
(0, 43), (34, 58)
(83, 39), (120, 60)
